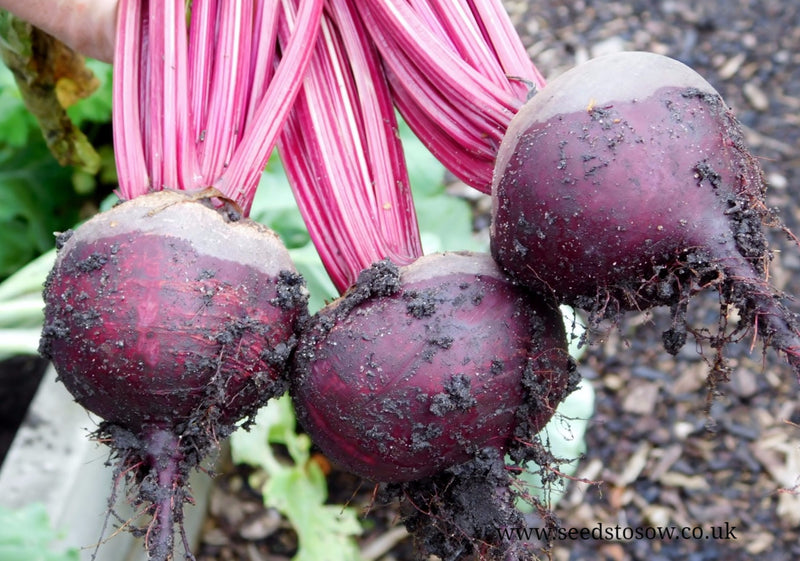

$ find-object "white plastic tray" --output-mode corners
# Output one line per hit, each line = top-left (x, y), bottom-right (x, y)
(0, 365), (211, 561)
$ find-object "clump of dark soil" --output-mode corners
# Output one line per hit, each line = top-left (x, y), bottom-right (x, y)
(385, 449), (526, 560)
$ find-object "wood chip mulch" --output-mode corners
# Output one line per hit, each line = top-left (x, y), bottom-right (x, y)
(505, 1), (800, 559)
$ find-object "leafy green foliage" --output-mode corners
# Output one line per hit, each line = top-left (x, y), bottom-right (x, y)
(65, 60), (114, 127)
(231, 396), (364, 561)
(0, 66), (38, 148)
(0, 139), (76, 278)
(0, 60), (114, 280)
(0, 503), (78, 561)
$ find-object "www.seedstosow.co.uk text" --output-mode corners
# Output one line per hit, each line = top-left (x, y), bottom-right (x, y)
(497, 522), (738, 542)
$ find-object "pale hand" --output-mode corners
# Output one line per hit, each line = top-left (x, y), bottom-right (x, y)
(0, 0), (117, 63)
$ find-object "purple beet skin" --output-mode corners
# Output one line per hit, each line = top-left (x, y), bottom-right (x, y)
(291, 252), (576, 483)
(40, 190), (308, 561)
(492, 51), (800, 373)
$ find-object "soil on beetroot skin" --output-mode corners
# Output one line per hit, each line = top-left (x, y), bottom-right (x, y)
(496, 79), (800, 378)
(37, 194), (309, 561)
(291, 256), (577, 488)
(192, 1), (800, 560)
(39, 231), (304, 427)
(492, 83), (775, 328)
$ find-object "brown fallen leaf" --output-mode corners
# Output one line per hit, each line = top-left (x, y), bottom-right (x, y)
(0, 11), (100, 173)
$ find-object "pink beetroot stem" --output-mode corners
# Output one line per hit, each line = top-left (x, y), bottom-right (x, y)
(277, 0), (545, 289)
(112, 0), (323, 213)
(278, 0), (423, 292)
(356, 0), (545, 193)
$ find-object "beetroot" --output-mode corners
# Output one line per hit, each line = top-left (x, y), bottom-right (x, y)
(491, 51), (800, 373)
(39, 190), (307, 560)
(290, 252), (576, 483)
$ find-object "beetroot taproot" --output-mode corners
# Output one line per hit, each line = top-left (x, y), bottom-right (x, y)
(290, 252), (576, 483)
(39, 190), (307, 560)
(491, 51), (800, 373)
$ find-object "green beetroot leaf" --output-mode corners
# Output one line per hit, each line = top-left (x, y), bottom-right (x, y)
(40, 190), (308, 560)
(491, 51), (800, 375)
(291, 252), (576, 483)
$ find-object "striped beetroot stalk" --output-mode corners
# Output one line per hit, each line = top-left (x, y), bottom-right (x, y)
(355, 0), (545, 193)
(278, 0), (423, 292)
(113, 0), (323, 214)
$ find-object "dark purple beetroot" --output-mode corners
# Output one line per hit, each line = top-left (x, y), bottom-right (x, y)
(491, 51), (800, 373)
(291, 252), (576, 483)
(39, 190), (307, 560)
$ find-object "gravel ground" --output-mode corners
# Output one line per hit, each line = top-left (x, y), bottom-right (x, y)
(196, 2), (800, 560)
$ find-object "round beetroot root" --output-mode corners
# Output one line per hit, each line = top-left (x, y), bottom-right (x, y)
(492, 51), (800, 373)
(291, 252), (576, 483)
(39, 190), (308, 560)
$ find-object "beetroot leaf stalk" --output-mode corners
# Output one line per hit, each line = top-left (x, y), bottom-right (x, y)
(113, 0), (324, 213)
(278, 0), (423, 292)
(355, 0), (545, 193)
